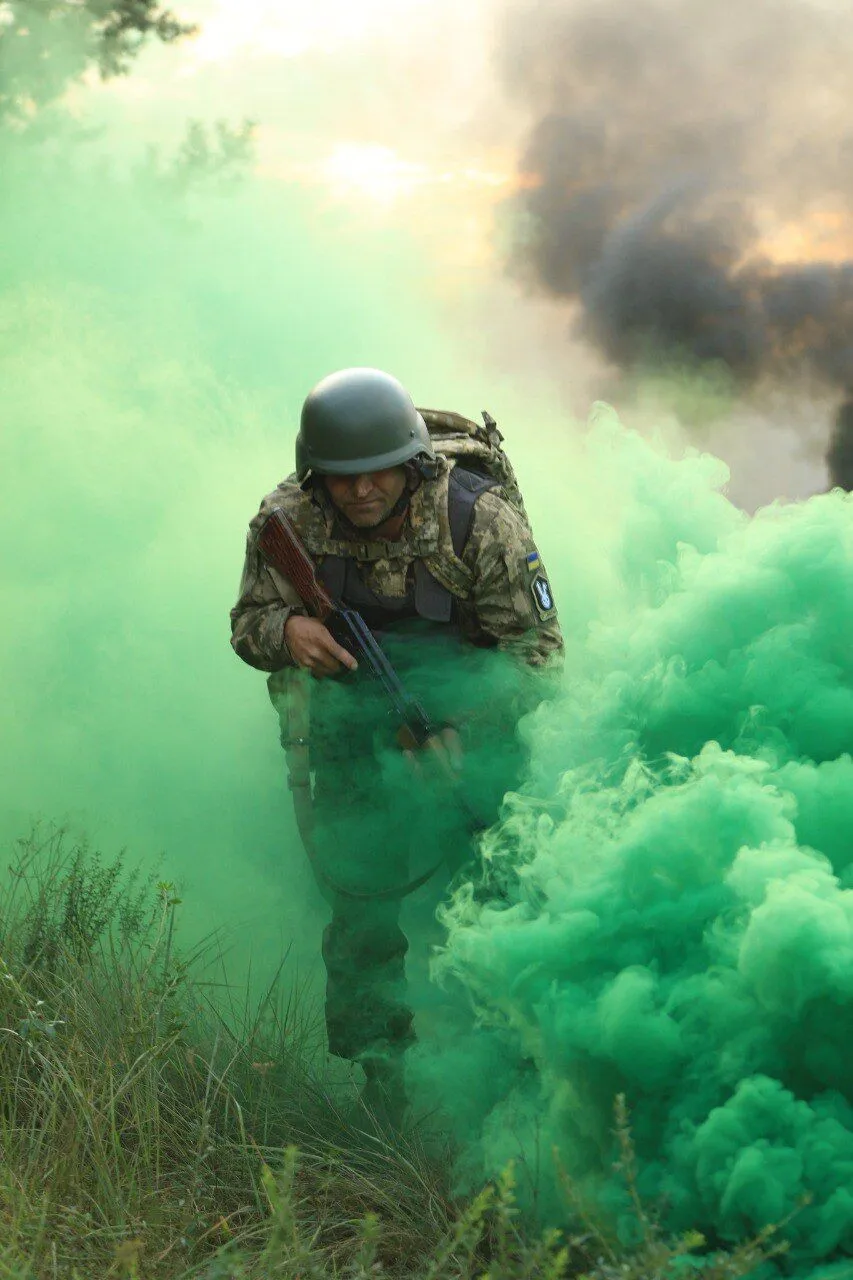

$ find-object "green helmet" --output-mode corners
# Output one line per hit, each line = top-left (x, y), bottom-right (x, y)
(296, 368), (435, 478)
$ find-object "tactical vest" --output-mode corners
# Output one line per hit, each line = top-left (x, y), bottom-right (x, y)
(317, 466), (497, 631)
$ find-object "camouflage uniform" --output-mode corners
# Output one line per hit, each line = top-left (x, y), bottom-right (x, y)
(230, 455), (562, 1065)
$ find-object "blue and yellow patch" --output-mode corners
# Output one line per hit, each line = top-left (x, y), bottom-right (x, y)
(526, 550), (541, 572)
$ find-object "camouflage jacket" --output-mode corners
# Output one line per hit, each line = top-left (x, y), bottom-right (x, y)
(230, 457), (563, 670)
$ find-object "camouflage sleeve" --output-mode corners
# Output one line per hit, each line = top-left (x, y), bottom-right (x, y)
(229, 520), (306, 673)
(463, 490), (564, 666)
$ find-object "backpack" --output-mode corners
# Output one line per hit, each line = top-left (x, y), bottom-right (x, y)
(416, 408), (529, 524)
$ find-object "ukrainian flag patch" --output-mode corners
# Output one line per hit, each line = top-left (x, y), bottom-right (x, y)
(526, 550), (541, 572)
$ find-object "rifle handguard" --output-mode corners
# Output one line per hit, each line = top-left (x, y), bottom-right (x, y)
(259, 507), (438, 749)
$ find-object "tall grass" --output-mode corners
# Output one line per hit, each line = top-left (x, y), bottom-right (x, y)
(0, 827), (781, 1279)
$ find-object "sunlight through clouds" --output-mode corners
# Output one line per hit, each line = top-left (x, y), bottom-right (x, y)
(187, 0), (441, 65)
(320, 144), (432, 204)
(310, 144), (513, 206)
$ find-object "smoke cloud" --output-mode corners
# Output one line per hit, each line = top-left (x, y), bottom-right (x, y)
(0, 23), (589, 1041)
(13, 12), (853, 1275)
(828, 399), (853, 488)
(413, 405), (853, 1275)
(499, 0), (853, 477)
(0, 110), (496, 1006)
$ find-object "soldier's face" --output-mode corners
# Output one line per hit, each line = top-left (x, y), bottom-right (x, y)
(323, 466), (408, 529)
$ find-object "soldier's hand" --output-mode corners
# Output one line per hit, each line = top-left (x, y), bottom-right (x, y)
(403, 726), (463, 779)
(428, 726), (464, 775)
(284, 615), (358, 679)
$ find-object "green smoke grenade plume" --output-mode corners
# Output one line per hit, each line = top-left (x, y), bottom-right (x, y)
(413, 404), (853, 1275)
(7, 28), (853, 1278)
(0, 123), (484, 997)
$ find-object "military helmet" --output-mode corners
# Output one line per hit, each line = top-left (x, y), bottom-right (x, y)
(296, 368), (435, 478)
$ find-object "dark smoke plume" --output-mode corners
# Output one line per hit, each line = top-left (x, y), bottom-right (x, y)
(500, 0), (853, 477)
(828, 399), (853, 488)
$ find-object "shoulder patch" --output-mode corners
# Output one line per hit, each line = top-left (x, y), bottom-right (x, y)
(531, 572), (556, 618)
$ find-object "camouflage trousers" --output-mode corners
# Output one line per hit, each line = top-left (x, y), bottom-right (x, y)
(311, 769), (429, 1063)
(321, 893), (414, 1060)
(272, 667), (478, 1066)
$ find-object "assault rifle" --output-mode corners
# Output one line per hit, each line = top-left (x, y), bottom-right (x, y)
(257, 507), (438, 751)
(258, 506), (479, 901)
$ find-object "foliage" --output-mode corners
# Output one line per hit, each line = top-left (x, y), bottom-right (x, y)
(136, 118), (258, 194)
(3, 825), (157, 968)
(0, 0), (196, 127)
(0, 828), (790, 1278)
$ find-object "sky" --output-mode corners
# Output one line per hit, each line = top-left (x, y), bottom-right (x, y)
(93, 0), (516, 258)
(76, 0), (848, 509)
(85, 0), (604, 439)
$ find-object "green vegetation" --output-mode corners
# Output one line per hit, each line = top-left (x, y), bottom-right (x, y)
(0, 1), (196, 129)
(0, 828), (784, 1278)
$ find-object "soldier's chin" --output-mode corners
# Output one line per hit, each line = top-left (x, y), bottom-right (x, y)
(347, 506), (391, 530)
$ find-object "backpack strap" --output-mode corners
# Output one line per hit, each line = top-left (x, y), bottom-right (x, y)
(447, 465), (499, 557)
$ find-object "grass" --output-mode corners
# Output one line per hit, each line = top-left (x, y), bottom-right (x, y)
(0, 825), (782, 1279)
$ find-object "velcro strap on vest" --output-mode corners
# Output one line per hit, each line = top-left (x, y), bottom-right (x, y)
(305, 535), (439, 562)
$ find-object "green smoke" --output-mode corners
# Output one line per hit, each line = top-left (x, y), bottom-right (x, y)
(415, 405), (853, 1274)
(0, 17), (584, 1038)
(9, 17), (853, 1278)
(0, 97), (505, 999)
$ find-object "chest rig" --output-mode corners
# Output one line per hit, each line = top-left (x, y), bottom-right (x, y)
(314, 466), (497, 629)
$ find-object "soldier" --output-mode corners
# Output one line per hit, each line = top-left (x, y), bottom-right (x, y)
(230, 367), (562, 1120)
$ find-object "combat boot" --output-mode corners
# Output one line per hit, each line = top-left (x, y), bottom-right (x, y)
(359, 1046), (408, 1128)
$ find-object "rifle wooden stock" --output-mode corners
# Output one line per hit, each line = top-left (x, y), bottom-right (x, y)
(258, 509), (336, 622)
